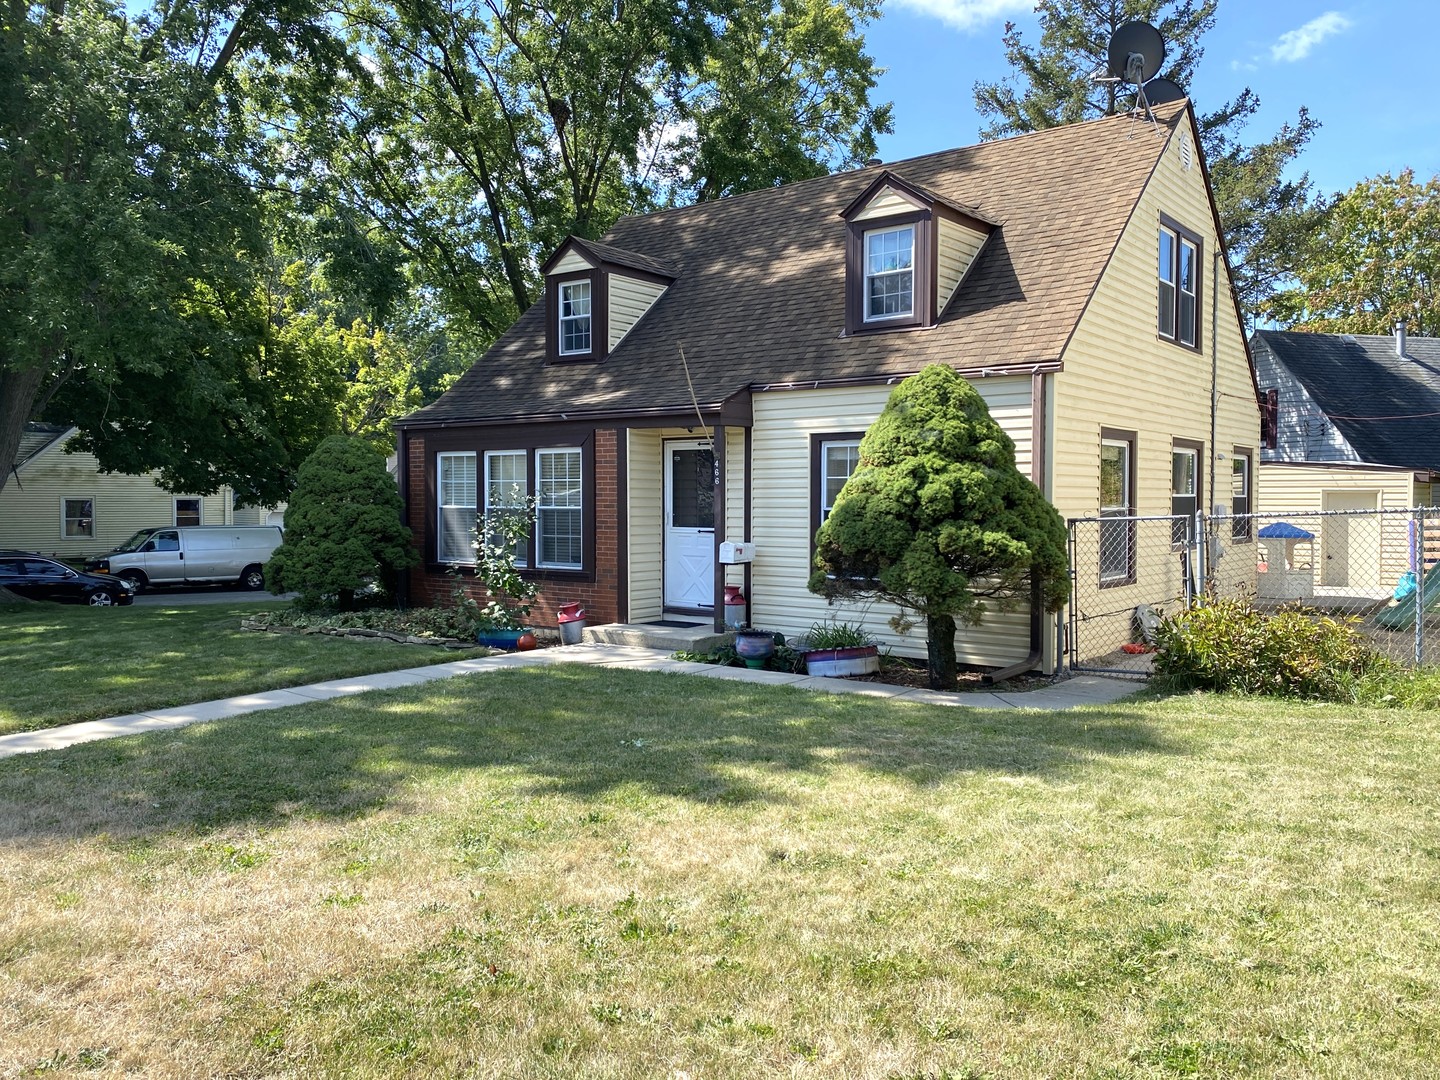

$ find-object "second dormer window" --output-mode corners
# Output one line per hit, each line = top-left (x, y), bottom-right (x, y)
(864, 226), (914, 321)
(559, 281), (592, 355)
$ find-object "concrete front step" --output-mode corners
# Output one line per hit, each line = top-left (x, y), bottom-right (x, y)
(583, 621), (730, 653)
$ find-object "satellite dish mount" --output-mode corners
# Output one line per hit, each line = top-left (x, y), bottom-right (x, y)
(1092, 21), (1185, 136)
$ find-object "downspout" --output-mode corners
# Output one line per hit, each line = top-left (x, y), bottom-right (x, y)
(983, 370), (1049, 685)
(1208, 250), (1220, 590)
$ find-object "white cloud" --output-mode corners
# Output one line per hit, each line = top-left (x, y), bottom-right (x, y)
(889, 0), (1031, 33)
(1270, 12), (1353, 63)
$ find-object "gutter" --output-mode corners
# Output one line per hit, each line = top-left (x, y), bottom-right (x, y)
(981, 578), (1045, 686)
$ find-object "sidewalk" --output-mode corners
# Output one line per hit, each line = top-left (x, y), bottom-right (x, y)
(0, 645), (1140, 759)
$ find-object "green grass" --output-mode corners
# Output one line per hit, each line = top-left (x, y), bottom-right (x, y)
(0, 601), (486, 734)
(1, 667), (1437, 1076)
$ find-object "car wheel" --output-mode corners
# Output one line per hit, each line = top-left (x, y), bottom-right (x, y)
(119, 570), (147, 592)
(240, 565), (265, 591)
(88, 591), (116, 606)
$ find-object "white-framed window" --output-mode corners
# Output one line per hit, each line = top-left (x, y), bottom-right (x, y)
(1159, 224), (1199, 347)
(484, 450), (529, 566)
(536, 448), (583, 569)
(863, 226), (914, 322)
(820, 439), (861, 524)
(174, 497), (202, 527)
(62, 498), (94, 539)
(1171, 444), (1200, 547)
(558, 280), (592, 355)
(437, 452), (477, 563)
(1100, 435), (1135, 585)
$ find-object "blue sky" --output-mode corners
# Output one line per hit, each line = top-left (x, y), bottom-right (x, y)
(863, 2), (1439, 197)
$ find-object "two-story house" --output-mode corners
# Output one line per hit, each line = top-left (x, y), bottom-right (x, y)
(395, 100), (1259, 674)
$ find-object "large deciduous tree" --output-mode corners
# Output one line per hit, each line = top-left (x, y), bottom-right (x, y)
(296, 0), (890, 341)
(1266, 170), (1440, 336)
(0, 0), (340, 501)
(971, 0), (1320, 324)
(809, 366), (1069, 691)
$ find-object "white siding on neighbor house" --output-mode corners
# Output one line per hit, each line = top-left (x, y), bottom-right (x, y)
(549, 251), (594, 275)
(1050, 114), (1260, 660)
(936, 218), (988, 312)
(608, 274), (667, 351)
(748, 380), (1035, 667)
(850, 187), (918, 221)
(0, 431), (230, 557)
(1252, 342), (1358, 463)
(1257, 462), (1420, 592)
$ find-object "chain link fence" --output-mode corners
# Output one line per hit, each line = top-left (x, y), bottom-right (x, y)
(1068, 507), (1440, 675)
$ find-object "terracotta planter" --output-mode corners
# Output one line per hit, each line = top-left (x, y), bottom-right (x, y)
(803, 645), (880, 678)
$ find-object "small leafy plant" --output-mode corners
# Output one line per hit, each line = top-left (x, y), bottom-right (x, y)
(796, 620), (876, 651)
(1153, 595), (1392, 701)
(468, 494), (540, 631)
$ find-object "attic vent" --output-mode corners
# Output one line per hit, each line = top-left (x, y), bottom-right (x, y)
(1178, 130), (1193, 171)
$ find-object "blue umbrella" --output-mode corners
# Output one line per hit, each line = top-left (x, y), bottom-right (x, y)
(1257, 521), (1315, 540)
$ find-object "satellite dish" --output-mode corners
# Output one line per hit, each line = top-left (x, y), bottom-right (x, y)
(1141, 77), (1186, 105)
(1107, 21), (1165, 83)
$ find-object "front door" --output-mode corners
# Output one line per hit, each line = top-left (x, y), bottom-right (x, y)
(665, 440), (715, 610)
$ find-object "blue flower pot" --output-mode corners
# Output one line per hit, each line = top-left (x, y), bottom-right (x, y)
(476, 628), (527, 649)
(733, 630), (776, 669)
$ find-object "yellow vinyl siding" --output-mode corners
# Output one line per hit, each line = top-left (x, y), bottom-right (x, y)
(936, 218), (988, 311)
(749, 380), (1034, 666)
(851, 187), (917, 221)
(1052, 114), (1260, 657)
(550, 251), (593, 275)
(607, 274), (666, 351)
(0, 432), (230, 557)
(1257, 462), (1419, 593)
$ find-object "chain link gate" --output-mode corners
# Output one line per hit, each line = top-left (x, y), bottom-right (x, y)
(1067, 507), (1440, 676)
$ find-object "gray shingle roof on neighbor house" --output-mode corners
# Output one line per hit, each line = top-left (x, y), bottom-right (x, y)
(405, 102), (1190, 427)
(1252, 329), (1440, 471)
(13, 423), (70, 468)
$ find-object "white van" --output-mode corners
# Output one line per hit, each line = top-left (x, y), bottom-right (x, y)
(85, 525), (283, 591)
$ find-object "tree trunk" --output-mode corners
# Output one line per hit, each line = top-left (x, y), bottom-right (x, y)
(0, 364), (48, 498)
(925, 612), (958, 691)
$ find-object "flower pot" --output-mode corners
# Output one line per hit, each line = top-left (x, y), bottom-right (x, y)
(476, 628), (527, 649)
(733, 630), (776, 669)
(803, 645), (880, 678)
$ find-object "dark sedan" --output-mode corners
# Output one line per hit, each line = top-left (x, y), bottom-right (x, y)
(0, 552), (136, 606)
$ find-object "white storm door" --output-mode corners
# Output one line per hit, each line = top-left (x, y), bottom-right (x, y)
(664, 440), (716, 609)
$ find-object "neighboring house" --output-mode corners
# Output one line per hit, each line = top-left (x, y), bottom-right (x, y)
(1250, 327), (1440, 594)
(396, 101), (1259, 673)
(2, 424), (283, 559)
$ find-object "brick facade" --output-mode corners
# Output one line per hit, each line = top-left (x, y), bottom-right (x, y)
(402, 428), (623, 629)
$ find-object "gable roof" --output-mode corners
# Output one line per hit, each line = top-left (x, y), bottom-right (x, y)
(405, 102), (1189, 427)
(541, 237), (680, 280)
(13, 423), (71, 469)
(1253, 329), (1440, 470)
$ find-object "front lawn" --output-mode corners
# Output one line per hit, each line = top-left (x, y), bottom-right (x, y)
(0, 602), (486, 734)
(1, 667), (1436, 1076)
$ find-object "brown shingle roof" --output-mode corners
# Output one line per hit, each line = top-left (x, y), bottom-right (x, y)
(405, 103), (1186, 426)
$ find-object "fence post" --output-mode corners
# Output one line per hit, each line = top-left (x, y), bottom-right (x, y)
(1193, 510), (1206, 604)
(1419, 507), (1428, 668)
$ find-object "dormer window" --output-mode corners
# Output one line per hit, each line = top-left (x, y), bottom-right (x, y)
(840, 170), (996, 337)
(864, 226), (914, 322)
(559, 281), (592, 354)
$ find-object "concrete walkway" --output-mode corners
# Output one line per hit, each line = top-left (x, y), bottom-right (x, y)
(0, 645), (1140, 760)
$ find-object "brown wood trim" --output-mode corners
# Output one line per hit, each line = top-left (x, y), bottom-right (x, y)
(753, 362), (1063, 395)
(845, 211), (932, 336)
(1158, 212), (1204, 354)
(1030, 372), (1046, 490)
(545, 269), (608, 364)
(423, 432), (599, 581)
(399, 407), (728, 432)
(1099, 427), (1138, 589)
(712, 426), (726, 632)
(809, 431), (866, 567)
(615, 427), (629, 622)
